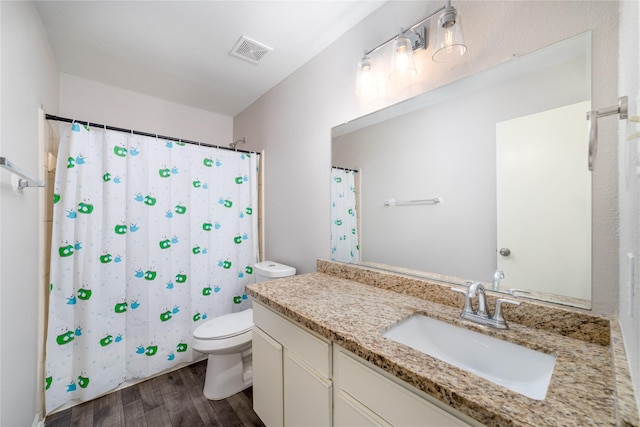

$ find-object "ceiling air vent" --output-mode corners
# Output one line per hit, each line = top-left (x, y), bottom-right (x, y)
(230, 36), (273, 64)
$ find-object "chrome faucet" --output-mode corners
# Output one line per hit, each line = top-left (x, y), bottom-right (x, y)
(469, 281), (489, 317)
(490, 269), (531, 296)
(492, 269), (504, 291)
(451, 282), (520, 329)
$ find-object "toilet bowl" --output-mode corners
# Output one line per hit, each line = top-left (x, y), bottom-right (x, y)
(192, 260), (296, 400)
(192, 308), (254, 400)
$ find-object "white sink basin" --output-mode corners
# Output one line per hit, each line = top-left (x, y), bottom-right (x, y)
(382, 314), (556, 400)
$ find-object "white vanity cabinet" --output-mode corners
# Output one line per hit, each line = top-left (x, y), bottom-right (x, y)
(253, 301), (482, 427)
(253, 302), (332, 427)
(333, 347), (482, 427)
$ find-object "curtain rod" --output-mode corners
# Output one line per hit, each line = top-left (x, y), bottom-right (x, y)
(45, 114), (254, 155)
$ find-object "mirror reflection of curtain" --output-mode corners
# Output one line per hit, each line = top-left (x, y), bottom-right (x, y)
(330, 167), (360, 263)
(44, 123), (259, 413)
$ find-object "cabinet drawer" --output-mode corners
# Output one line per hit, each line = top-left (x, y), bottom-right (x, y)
(336, 349), (474, 427)
(254, 302), (331, 377)
(335, 391), (391, 427)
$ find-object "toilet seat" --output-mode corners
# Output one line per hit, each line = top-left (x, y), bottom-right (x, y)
(194, 308), (253, 340)
(192, 261), (295, 400)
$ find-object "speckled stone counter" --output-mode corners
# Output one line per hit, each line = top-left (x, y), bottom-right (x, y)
(246, 260), (639, 427)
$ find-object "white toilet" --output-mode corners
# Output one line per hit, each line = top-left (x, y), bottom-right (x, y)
(192, 260), (296, 400)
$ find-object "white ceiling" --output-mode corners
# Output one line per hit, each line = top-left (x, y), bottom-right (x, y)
(35, 1), (386, 117)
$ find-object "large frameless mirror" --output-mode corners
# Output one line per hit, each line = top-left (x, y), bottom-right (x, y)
(331, 32), (592, 309)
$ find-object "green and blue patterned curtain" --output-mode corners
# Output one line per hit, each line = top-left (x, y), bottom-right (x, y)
(45, 122), (259, 413)
(330, 167), (360, 264)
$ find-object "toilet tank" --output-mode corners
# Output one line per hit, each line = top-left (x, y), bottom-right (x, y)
(254, 261), (296, 283)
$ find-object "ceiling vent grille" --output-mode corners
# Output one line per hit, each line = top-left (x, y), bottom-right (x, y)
(230, 36), (273, 64)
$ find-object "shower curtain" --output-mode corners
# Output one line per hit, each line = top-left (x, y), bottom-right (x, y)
(330, 167), (360, 264)
(44, 123), (259, 413)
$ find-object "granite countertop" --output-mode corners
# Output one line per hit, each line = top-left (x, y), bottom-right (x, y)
(246, 261), (639, 427)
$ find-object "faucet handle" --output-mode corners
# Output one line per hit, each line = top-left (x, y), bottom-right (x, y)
(450, 287), (473, 314)
(493, 298), (520, 323)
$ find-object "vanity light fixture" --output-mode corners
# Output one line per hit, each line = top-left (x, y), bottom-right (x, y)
(432, 0), (467, 62)
(355, 51), (379, 97)
(389, 28), (418, 81)
(355, 1), (467, 97)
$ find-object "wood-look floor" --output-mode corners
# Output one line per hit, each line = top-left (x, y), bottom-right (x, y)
(44, 360), (265, 427)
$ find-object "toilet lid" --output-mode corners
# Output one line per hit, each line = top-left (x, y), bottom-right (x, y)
(194, 308), (253, 340)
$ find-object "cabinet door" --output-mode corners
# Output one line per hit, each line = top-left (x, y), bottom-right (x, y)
(284, 350), (332, 427)
(253, 326), (283, 427)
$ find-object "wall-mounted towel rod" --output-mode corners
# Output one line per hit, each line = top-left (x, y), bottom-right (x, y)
(331, 166), (359, 173)
(384, 197), (442, 207)
(587, 96), (628, 171)
(0, 157), (45, 189)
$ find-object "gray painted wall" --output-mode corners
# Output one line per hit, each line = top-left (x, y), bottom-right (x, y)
(1, 2), (59, 425)
(234, 0), (618, 314)
(618, 0), (640, 409)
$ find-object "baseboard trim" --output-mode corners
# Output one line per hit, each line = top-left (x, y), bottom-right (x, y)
(32, 413), (45, 427)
